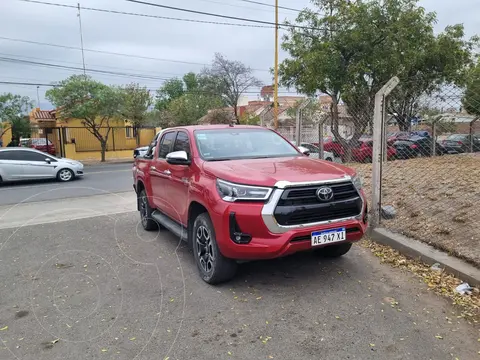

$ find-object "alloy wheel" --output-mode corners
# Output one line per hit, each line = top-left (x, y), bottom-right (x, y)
(196, 225), (214, 273)
(59, 169), (72, 181)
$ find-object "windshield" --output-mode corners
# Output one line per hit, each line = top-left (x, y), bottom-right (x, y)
(194, 128), (299, 161)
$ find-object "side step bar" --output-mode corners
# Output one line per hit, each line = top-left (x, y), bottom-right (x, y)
(151, 210), (188, 242)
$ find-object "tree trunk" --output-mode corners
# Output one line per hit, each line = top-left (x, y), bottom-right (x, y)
(100, 141), (107, 162)
(397, 114), (410, 132)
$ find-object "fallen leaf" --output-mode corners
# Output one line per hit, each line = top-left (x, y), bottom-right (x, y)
(370, 343), (375, 347)
(51, 339), (59, 344)
(0, 326), (8, 331)
(256, 297), (262, 300)
(170, 298), (174, 302)
(435, 335), (443, 340)
(129, 337), (136, 341)
(266, 321), (269, 324)
(335, 316), (340, 319)
(101, 349), (108, 352)
(227, 351), (232, 355)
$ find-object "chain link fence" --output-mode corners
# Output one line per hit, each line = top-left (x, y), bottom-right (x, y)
(277, 78), (479, 267)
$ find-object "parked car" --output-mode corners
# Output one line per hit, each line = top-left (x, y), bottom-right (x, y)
(28, 138), (56, 155)
(133, 130), (165, 158)
(133, 125), (368, 284)
(19, 138), (30, 147)
(340, 138), (396, 163)
(393, 135), (448, 159)
(441, 134), (480, 153)
(290, 141), (336, 161)
(0, 148), (84, 183)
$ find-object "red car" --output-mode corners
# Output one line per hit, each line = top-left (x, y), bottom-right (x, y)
(317, 137), (396, 163)
(28, 138), (56, 156)
(133, 125), (368, 284)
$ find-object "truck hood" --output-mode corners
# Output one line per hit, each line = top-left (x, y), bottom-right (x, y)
(202, 156), (356, 187)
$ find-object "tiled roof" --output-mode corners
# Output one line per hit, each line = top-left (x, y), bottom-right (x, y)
(34, 110), (55, 120)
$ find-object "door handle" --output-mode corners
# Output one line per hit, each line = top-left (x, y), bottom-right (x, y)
(163, 170), (171, 176)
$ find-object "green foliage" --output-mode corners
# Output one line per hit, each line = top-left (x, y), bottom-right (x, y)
(239, 113), (260, 125)
(280, 0), (477, 141)
(119, 83), (152, 127)
(201, 53), (262, 120)
(463, 62), (480, 117)
(419, 107), (456, 135)
(155, 78), (185, 111)
(0, 93), (33, 138)
(46, 75), (122, 161)
(286, 99), (321, 124)
(167, 93), (224, 126)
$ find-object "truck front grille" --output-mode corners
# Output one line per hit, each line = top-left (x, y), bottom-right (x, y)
(273, 182), (362, 226)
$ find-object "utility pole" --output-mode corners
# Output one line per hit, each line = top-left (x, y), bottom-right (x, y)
(273, 0), (279, 130)
(36, 86), (40, 108)
(77, 3), (86, 75)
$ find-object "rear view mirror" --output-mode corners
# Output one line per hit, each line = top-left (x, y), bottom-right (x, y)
(145, 140), (157, 158)
(166, 151), (191, 165)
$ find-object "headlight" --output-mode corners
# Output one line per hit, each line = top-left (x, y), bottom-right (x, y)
(216, 179), (272, 202)
(352, 174), (363, 190)
(67, 161), (81, 166)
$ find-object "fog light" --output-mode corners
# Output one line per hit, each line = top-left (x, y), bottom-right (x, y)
(229, 212), (252, 244)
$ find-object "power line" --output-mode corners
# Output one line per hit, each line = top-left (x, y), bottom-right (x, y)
(16, 0), (275, 29)
(0, 80), (300, 95)
(192, 0), (294, 14)
(0, 36), (271, 72)
(232, 0), (302, 12)
(124, 0), (320, 30)
(0, 57), (173, 81)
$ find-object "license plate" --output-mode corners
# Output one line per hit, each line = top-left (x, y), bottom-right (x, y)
(311, 228), (346, 246)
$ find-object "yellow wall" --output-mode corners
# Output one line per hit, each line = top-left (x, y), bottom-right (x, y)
(1, 126), (12, 145)
(64, 143), (132, 161)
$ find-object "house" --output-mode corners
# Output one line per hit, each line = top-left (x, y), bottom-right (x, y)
(28, 108), (158, 160)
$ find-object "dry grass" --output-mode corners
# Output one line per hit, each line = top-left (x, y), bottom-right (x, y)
(351, 154), (480, 267)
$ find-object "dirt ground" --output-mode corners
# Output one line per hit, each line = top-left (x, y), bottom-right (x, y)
(352, 154), (480, 268)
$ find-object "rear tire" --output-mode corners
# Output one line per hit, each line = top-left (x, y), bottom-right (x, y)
(57, 168), (74, 182)
(317, 242), (353, 258)
(193, 213), (237, 284)
(139, 189), (158, 231)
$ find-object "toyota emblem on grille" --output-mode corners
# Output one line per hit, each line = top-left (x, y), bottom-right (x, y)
(316, 186), (334, 201)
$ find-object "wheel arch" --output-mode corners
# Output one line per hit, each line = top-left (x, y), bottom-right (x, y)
(187, 201), (209, 248)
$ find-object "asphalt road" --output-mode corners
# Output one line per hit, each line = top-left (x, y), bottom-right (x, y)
(0, 196), (478, 359)
(0, 163), (134, 206)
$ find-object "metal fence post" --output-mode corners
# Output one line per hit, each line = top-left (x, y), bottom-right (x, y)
(432, 122), (436, 156)
(371, 77), (400, 227)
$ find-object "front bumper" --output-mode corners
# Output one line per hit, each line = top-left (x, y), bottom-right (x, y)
(210, 194), (368, 261)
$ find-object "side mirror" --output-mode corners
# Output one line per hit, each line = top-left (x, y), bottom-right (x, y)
(166, 151), (191, 165)
(298, 146), (310, 157)
(45, 158), (51, 164)
(145, 140), (157, 158)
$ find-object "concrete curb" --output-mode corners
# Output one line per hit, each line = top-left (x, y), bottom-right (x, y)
(82, 159), (133, 166)
(370, 227), (480, 288)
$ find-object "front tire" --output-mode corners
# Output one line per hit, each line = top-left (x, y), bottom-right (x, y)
(139, 189), (158, 231)
(317, 242), (353, 258)
(57, 168), (74, 182)
(193, 213), (237, 284)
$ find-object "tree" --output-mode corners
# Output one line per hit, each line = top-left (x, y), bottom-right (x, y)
(0, 93), (33, 140)
(119, 83), (152, 145)
(279, 0), (476, 159)
(46, 75), (121, 162)
(155, 72), (200, 111)
(201, 53), (262, 121)
(167, 93), (224, 126)
(239, 112), (261, 125)
(463, 61), (480, 117)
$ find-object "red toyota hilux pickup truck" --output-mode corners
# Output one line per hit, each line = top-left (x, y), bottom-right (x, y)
(133, 125), (368, 284)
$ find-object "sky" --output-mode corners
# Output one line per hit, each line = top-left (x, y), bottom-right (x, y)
(0, 0), (478, 110)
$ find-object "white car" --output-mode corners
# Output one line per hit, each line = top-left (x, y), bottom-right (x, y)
(291, 141), (337, 162)
(133, 129), (166, 158)
(0, 147), (84, 183)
